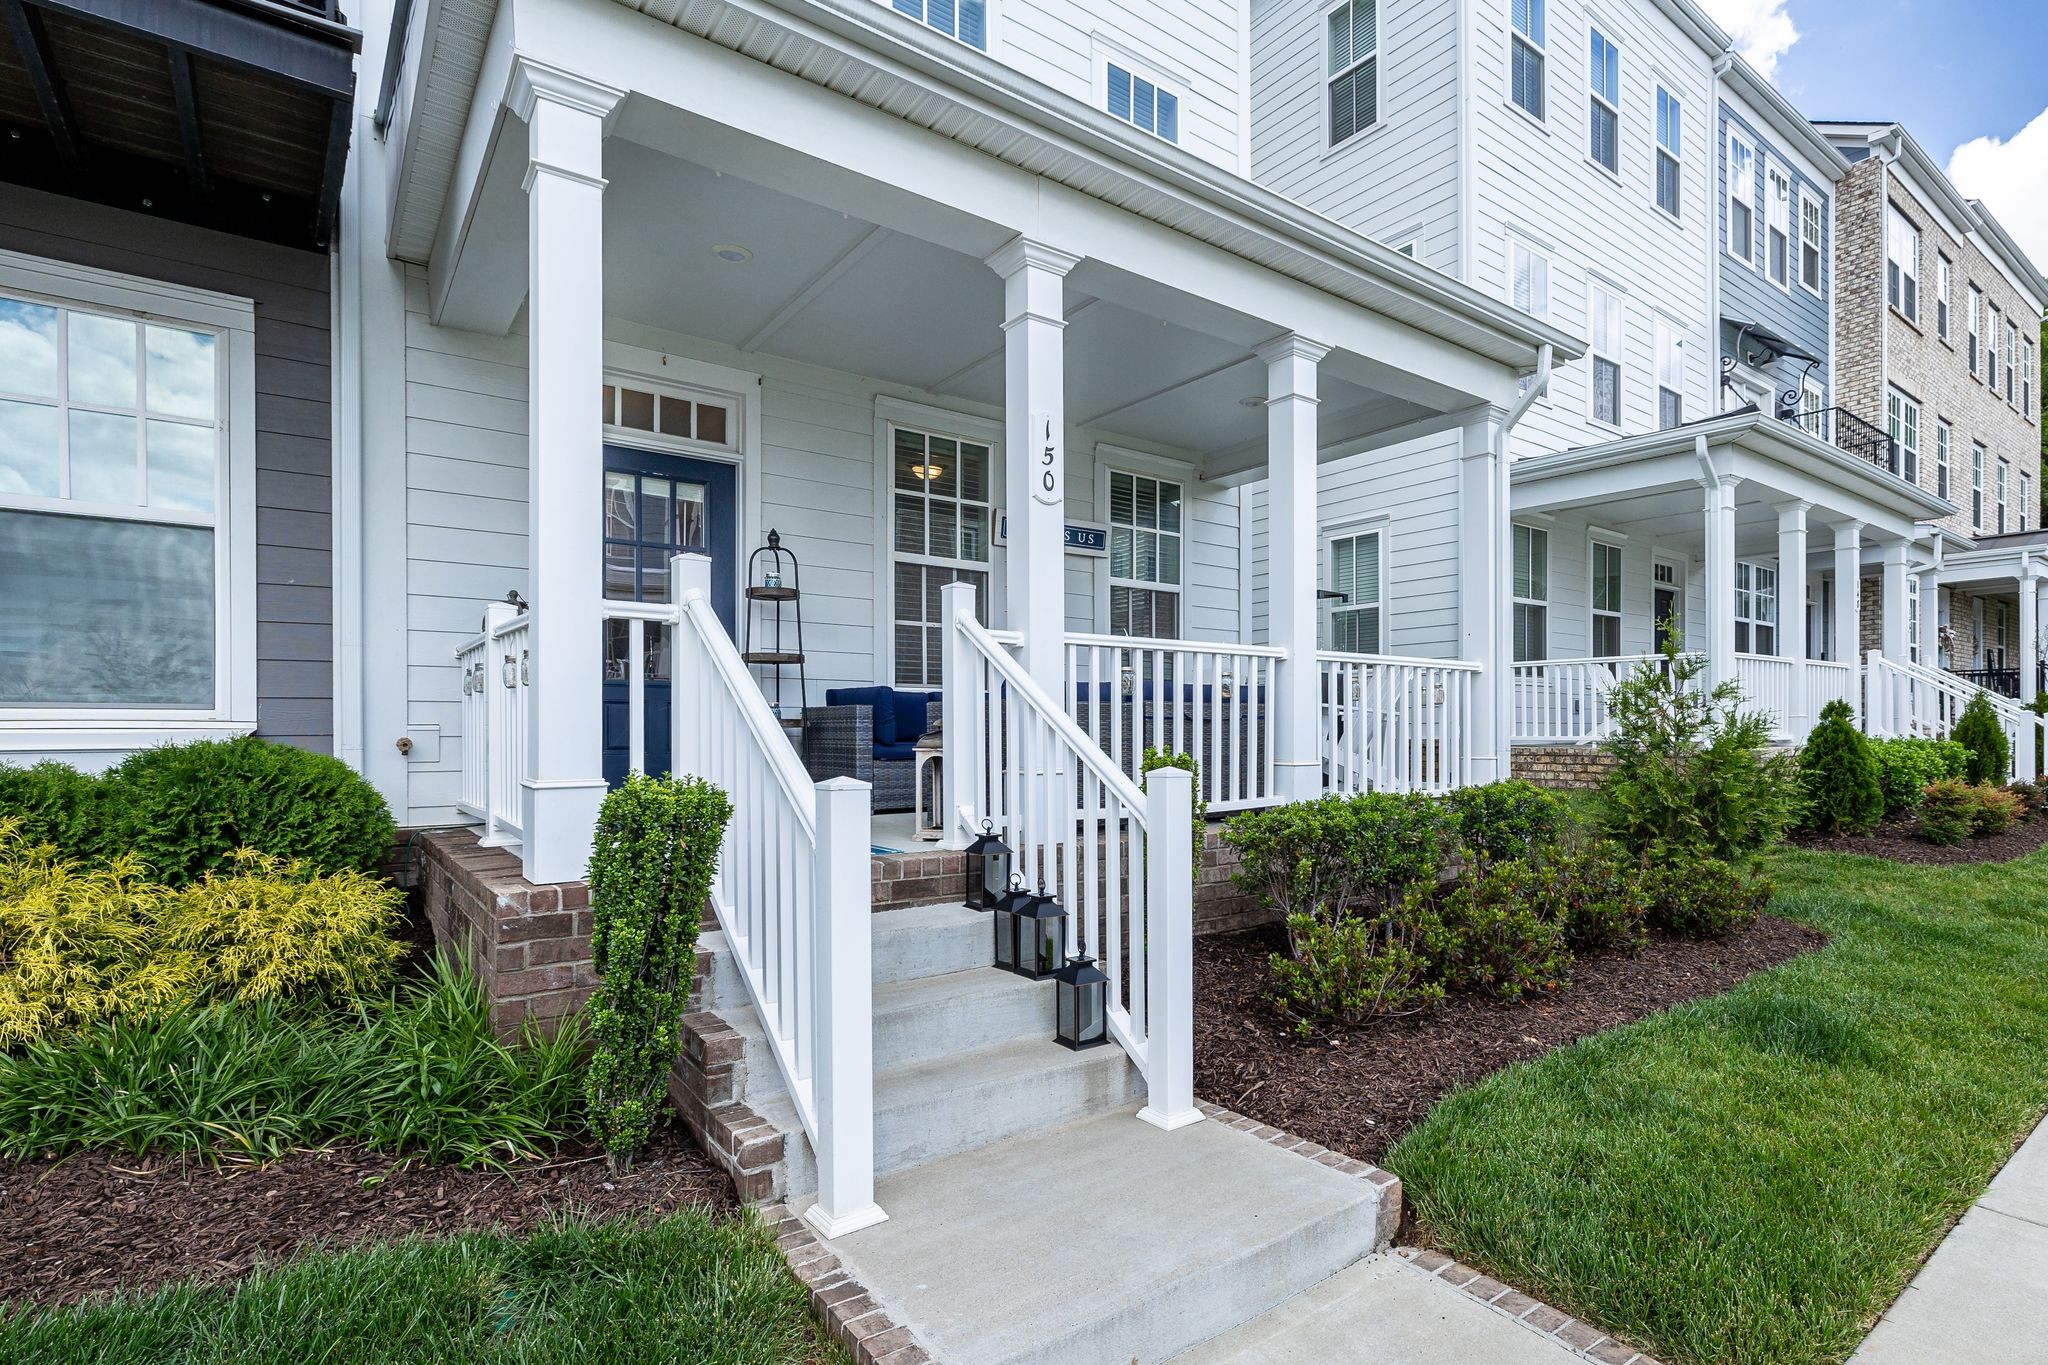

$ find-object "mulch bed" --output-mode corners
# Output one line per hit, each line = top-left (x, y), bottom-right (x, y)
(1195, 916), (1827, 1165)
(1785, 812), (2048, 864)
(0, 1124), (735, 1309)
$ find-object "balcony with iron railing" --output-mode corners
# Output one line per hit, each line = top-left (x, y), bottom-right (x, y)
(1786, 406), (1899, 477)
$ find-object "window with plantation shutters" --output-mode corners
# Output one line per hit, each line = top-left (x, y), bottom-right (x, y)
(1511, 0), (1545, 119)
(1512, 523), (1548, 662)
(1728, 133), (1756, 263)
(891, 0), (986, 48)
(890, 426), (991, 686)
(1108, 470), (1182, 639)
(1591, 540), (1623, 657)
(1590, 283), (1623, 426)
(1326, 0), (1378, 145)
(1654, 88), (1681, 218)
(1107, 63), (1179, 143)
(1324, 530), (1383, 653)
(1587, 30), (1619, 174)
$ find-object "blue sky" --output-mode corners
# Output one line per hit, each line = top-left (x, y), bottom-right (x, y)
(1703, 0), (2048, 271)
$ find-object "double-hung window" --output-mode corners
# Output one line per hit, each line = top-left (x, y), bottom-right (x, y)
(1727, 133), (1756, 263)
(1587, 30), (1619, 174)
(1988, 304), (2002, 390)
(1654, 319), (1684, 429)
(1589, 283), (1623, 427)
(1936, 255), (1952, 338)
(1972, 442), (1986, 530)
(1509, 236), (1551, 319)
(1590, 539), (1623, 657)
(1998, 458), (2010, 534)
(1108, 63), (1179, 143)
(1886, 388), (1920, 485)
(1511, 0), (1546, 120)
(2026, 339), (2036, 412)
(0, 269), (250, 724)
(1886, 204), (1919, 321)
(891, 0), (986, 48)
(891, 426), (992, 686)
(1108, 470), (1182, 638)
(1512, 523), (1548, 661)
(1799, 189), (1824, 294)
(1326, 0), (1378, 145)
(1734, 562), (1777, 655)
(1324, 530), (1383, 653)
(2006, 320), (2019, 402)
(2025, 473), (2034, 532)
(1654, 88), (1681, 218)
(1937, 420), (1952, 500)
(1766, 164), (1791, 287)
(1907, 576), (1922, 664)
(1800, 374), (1827, 440)
(1968, 287), (1983, 375)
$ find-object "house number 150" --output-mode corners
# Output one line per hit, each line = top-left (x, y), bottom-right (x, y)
(1031, 409), (1062, 507)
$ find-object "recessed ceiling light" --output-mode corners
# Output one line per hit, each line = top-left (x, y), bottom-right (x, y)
(713, 244), (753, 263)
(1238, 395), (1266, 408)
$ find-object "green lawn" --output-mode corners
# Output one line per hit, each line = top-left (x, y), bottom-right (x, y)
(0, 1210), (842, 1365)
(1389, 843), (2048, 1365)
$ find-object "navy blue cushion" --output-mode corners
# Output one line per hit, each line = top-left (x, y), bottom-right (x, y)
(826, 686), (898, 745)
(873, 741), (919, 763)
(892, 689), (940, 744)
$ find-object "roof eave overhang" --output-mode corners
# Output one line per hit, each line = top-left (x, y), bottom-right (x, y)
(1721, 57), (1850, 182)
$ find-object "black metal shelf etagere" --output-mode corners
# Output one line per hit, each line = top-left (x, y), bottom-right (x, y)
(741, 529), (808, 730)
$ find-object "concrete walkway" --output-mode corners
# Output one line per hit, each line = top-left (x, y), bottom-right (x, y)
(1853, 1115), (2048, 1363)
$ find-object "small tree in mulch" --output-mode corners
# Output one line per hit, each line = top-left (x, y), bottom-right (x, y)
(1797, 701), (1884, 835)
(1953, 692), (2011, 786)
(584, 774), (732, 1173)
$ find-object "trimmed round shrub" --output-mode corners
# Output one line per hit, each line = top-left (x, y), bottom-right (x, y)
(1919, 778), (1978, 846)
(1870, 737), (1969, 812)
(1640, 858), (1771, 939)
(99, 737), (396, 886)
(1953, 692), (2011, 786)
(1797, 701), (1884, 834)
(0, 761), (107, 856)
(1445, 779), (1570, 869)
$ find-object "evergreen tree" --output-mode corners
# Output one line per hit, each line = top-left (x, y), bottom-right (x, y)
(1797, 700), (1884, 834)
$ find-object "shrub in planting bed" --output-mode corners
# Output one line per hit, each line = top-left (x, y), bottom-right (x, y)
(1869, 737), (1969, 813)
(1639, 858), (1772, 939)
(1797, 701), (1884, 834)
(1952, 692), (2011, 787)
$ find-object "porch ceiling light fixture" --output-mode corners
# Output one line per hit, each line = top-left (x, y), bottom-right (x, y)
(910, 463), (944, 481)
(1237, 395), (1266, 408)
(712, 243), (753, 263)
(965, 821), (1011, 912)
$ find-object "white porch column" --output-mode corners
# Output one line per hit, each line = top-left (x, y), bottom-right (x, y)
(1776, 501), (1810, 737)
(1458, 410), (1510, 781)
(2034, 573), (2048, 697)
(1916, 565), (1943, 670)
(986, 237), (1079, 697)
(1258, 333), (1332, 804)
(2022, 566), (2041, 697)
(1880, 541), (1910, 661)
(1832, 521), (1863, 669)
(1702, 474), (1740, 689)
(514, 63), (622, 885)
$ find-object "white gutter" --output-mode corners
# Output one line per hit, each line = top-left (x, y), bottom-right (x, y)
(1504, 343), (1555, 432)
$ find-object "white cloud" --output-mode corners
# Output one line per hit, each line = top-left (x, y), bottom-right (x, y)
(1949, 107), (2048, 279)
(1699, 0), (1801, 81)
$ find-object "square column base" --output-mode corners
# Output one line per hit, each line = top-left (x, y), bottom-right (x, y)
(521, 777), (609, 885)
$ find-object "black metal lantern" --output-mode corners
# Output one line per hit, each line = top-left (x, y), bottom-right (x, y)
(1011, 887), (1068, 981)
(965, 821), (1011, 912)
(1052, 953), (1109, 1050)
(992, 876), (1033, 972)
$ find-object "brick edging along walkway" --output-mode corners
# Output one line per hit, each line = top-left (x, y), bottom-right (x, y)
(1394, 1247), (1665, 1365)
(768, 1203), (931, 1365)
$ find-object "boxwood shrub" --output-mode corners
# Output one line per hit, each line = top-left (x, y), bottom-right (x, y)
(1867, 737), (1969, 813)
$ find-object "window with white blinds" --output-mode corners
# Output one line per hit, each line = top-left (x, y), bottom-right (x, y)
(891, 426), (992, 686)
(1766, 164), (1792, 287)
(1654, 87), (1681, 218)
(1587, 30), (1619, 174)
(1511, 0), (1545, 119)
(1324, 530), (1383, 653)
(1800, 190), (1824, 293)
(891, 0), (985, 48)
(1327, 0), (1379, 145)
(1886, 204), (1919, 320)
(1513, 523), (1548, 661)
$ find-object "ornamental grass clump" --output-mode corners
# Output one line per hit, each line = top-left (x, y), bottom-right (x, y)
(584, 774), (732, 1172)
(1797, 701), (1884, 835)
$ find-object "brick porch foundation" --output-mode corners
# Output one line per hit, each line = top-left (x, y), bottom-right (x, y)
(1512, 744), (1621, 789)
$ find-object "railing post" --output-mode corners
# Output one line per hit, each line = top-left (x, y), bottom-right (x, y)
(805, 776), (888, 1240)
(1137, 766), (1202, 1133)
(939, 580), (978, 848)
(477, 600), (520, 848)
(670, 553), (712, 778)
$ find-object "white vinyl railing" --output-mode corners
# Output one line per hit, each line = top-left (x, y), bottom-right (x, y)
(454, 602), (531, 846)
(943, 584), (1199, 1132)
(1062, 634), (1282, 813)
(1509, 654), (1685, 744)
(1808, 658), (1856, 717)
(1733, 653), (1797, 739)
(1865, 651), (2043, 781)
(1317, 652), (1480, 794)
(669, 554), (884, 1238)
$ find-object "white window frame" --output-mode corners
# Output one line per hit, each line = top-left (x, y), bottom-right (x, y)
(1727, 130), (1757, 266)
(1968, 286), (1983, 376)
(1321, 523), (1387, 653)
(1886, 387), (1920, 487)
(1798, 188), (1824, 296)
(2006, 319), (2019, 404)
(1907, 575), (1922, 665)
(1653, 86), (1681, 219)
(1972, 442), (1986, 531)
(1324, 0), (1380, 148)
(1988, 303), (2002, 390)
(1586, 28), (1620, 176)
(1509, 0), (1546, 122)
(1512, 522), (1549, 661)
(1589, 534), (1625, 658)
(1654, 317), (1684, 430)
(2026, 338), (2036, 413)
(1886, 203), (1919, 322)
(1733, 560), (1778, 656)
(1800, 374), (1828, 440)
(1998, 457), (2010, 534)
(1099, 53), (1182, 144)
(1507, 232), (1552, 320)
(1937, 419), (1952, 500)
(889, 0), (988, 49)
(0, 249), (257, 750)
(1588, 280), (1625, 429)
(1766, 161), (1792, 290)
(2024, 472), (2034, 533)
(1105, 463), (1186, 640)
(879, 402), (1001, 687)
(1936, 254), (1952, 339)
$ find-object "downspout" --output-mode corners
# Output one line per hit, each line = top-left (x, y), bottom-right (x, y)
(1707, 56), (1731, 413)
(1455, 0), (1476, 283)
(373, 0), (418, 138)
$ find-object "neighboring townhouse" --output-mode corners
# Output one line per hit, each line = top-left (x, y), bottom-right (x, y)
(1819, 121), (2048, 700)
(0, 0), (357, 771)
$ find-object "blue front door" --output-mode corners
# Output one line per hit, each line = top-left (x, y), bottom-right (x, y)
(602, 445), (737, 786)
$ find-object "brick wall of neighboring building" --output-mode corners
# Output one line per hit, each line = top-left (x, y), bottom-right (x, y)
(1835, 157), (2044, 542)
(1511, 746), (1621, 789)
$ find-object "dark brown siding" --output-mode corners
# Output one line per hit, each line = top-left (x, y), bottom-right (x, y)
(0, 184), (334, 752)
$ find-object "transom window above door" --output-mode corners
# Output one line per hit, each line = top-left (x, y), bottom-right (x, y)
(603, 382), (734, 449)
(1109, 470), (1182, 639)
(892, 426), (992, 686)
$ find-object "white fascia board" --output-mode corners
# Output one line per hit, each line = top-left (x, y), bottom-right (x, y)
(1965, 200), (2048, 313)
(1721, 57), (1848, 184)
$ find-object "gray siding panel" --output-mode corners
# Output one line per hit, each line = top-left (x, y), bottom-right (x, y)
(0, 185), (335, 753)
(1718, 101), (1833, 410)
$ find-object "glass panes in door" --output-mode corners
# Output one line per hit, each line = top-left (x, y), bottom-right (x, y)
(602, 469), (707, 682)
(892, 427), (991, 686)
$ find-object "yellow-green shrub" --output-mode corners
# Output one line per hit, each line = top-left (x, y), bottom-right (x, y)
(156, 850), (406, 1008)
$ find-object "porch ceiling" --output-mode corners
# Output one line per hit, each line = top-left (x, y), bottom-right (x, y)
(591, 138), (1423, 471)
(1543, 485), (1866, 560)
